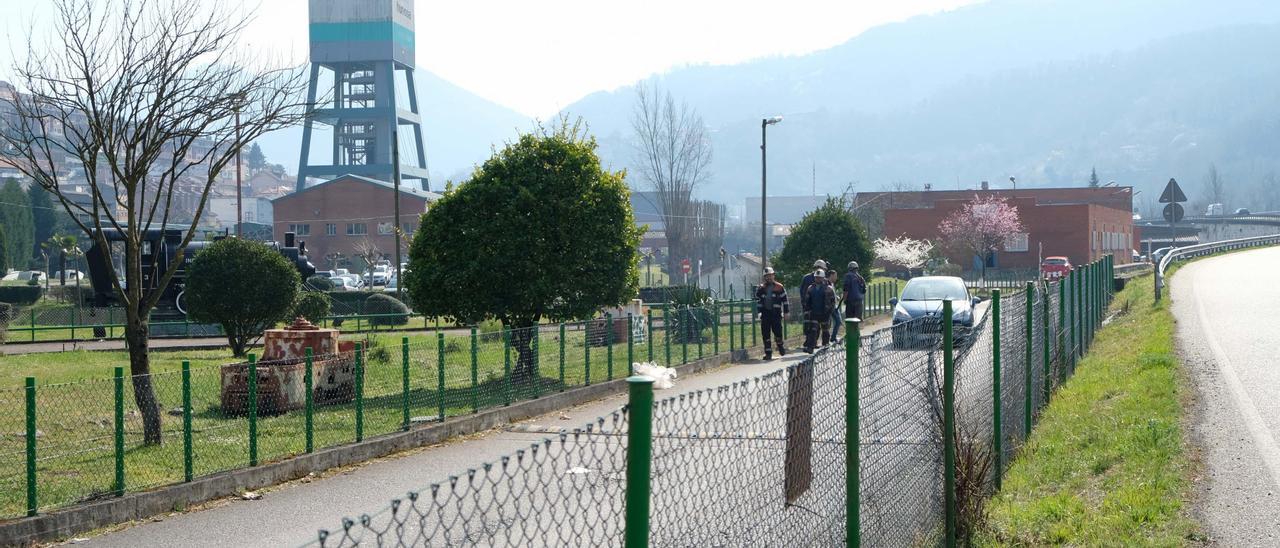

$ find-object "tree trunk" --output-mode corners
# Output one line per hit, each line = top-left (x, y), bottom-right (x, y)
(59, 252), (67, 286)
(508, 323), (538, 381)
(124, 309), (163, 445)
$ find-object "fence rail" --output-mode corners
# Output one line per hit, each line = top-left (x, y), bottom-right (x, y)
(4, 298), (831, 520)
(301, 256), (1116, 547)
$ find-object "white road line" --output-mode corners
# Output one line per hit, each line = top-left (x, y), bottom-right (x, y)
(1192, 266), (1280, 491)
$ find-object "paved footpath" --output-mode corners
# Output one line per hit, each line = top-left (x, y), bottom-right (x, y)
(1174, 246), (1280, 547)
(76, 318), (885, 547)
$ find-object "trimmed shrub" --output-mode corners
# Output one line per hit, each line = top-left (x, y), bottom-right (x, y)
(365, 293), (409, 326)
(0, 286), (42, 305)
(326, 290), (370, 315)
(185, 238), (300, 356)
(290, 291), (332, 324)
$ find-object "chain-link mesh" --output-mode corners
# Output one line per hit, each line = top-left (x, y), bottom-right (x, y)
(6, 267), (1118, 538)
(0, 302), (766, 519)
(313, 413), (630, 547)
(858, 315), (945, 546)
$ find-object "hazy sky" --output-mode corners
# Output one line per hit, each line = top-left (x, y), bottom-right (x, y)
(0, 0), (981, 117)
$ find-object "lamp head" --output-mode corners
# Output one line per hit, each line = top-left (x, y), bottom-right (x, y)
(763, 116), (783, 126)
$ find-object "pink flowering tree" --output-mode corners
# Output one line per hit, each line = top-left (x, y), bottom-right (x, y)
(938, 195), (1025, 280)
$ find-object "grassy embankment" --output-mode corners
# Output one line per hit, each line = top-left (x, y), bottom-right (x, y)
(979, 272), (1198, 545)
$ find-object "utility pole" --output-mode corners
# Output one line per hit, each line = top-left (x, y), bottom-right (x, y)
(235, 108), (242, 238)
(761, 116), (782, 272)
(392, 130), (403, 300)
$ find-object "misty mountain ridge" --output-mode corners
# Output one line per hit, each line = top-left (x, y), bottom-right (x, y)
(562, 0), (1280, 212)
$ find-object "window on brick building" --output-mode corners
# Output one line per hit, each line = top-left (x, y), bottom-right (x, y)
(402, 222), (416, 235)
(288, 223), (310, 236)
(347, 223), (367, 236)
(325, 223), (336, 236)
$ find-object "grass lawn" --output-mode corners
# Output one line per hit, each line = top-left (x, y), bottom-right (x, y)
(0, 303), (796, 519)
(978, 272), (1198, 545)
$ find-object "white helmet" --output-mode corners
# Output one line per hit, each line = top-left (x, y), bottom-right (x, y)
(812, 259), (827, 269)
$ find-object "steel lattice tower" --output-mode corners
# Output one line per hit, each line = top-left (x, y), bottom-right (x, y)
(298, 0), (429, 191)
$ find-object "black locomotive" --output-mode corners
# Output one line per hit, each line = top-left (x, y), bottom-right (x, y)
(84, 228), (316, 314)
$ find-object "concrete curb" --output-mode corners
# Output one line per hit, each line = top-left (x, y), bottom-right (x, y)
(0, 344), (779, 546)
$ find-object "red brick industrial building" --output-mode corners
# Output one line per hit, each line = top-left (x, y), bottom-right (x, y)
(858, 187), (1135, 270)
(272, 175), (440, 269)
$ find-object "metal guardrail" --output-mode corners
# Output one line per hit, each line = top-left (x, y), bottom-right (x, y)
(1154, 233), (1280, 300)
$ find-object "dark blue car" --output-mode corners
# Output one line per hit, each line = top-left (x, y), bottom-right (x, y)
(889, 276), (980, 348)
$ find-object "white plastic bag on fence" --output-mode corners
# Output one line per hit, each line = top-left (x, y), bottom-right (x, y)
(633, 362), (677, 389)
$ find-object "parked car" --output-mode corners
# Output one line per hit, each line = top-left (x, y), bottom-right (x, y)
(889, 276), (980, 349)
(1235, 208), (1251, 215)
(331, 276), (360, 291)
(368, 265), (391, 285)
(313, 270), (335, 279)
(1040, 256), (1072, 280)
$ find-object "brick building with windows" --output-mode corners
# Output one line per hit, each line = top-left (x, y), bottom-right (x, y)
(858, 186), (1135, 271)
(272, 175), (440, 269)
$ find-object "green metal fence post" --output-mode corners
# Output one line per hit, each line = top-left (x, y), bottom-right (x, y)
(504, 329), (513, 405)
(559, 323), (567, 390)
(712, 305), (720, 356)
(697, 310), (704, 359)
(532, 327), (541, 399)
(942, 300), (957, 548)
(606, 314), (615, 380)
(30, 309), (35, 342)
(681, 308), (688, 364)
(471, 327), (479, 413)
(729, 301), (736, 352)
(354, 344), (364, 442)
(991, 290), (1003, 489)
(1024, 282), (1034, 437)
(1043, 280), (1051, 400)
(627, 313), (635, 375)
(182, 361), (193, 483)
(114, 366), (125, 495)
(584, 322), (592, 387)
(25, 377), (37, 516)
(437, 333), (446, 422)
(646, 309), (654, 362)
(624, 375), (655, 548)
(1058, 279), (1066, 384)
(664, 306), (672, 366)
(305, 348), (314, 453)
(751, 300), (757, 346)
(402, 336), (411, 431)
(846, 318), (862, 547)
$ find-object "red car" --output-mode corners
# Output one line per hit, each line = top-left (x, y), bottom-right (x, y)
(1041, 256), (1072, 279)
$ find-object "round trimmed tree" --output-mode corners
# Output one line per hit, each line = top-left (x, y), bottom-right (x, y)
(185, 238), (300, 356)
(774, 197), (875, 287)
(406, 120), (643, 379)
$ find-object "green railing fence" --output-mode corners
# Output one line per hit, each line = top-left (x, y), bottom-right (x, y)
(4, 300), (795, 519)
(300, 256), (1115, 547)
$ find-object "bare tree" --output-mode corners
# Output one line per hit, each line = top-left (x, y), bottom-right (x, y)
(631, 82), (713, 280)
(1203, 163), (1228, 207)
(353, 238), (383, 290)
(0, 0), (310, 444)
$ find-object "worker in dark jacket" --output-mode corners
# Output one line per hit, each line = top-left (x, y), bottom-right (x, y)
(843, 261), (868, 320)
(755, 267), (789, 360)
(803, 270), (836, 352)
(798, 259), (827, 314)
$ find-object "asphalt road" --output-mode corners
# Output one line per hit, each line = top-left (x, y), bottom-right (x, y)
(1174, 245), (1280, 546)
(74, 317), (898, 547)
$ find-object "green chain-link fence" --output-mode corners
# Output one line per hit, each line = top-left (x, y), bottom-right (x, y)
(3, 301), (785, 519)
(293, 256), (1114, 547)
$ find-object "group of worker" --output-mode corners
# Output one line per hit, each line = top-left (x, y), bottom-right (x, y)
(753, 259), (868, 360)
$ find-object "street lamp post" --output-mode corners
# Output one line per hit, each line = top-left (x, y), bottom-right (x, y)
(761, 116), (782, 272)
